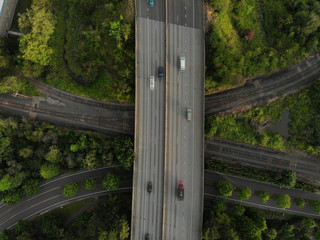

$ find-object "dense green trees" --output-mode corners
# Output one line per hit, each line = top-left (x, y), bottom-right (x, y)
(103, 173), (121, 190)
(0, 114), (131, 205)
(85, 178), (96, 190)
(311, 200), (320, 214)
(206, 79), (320, 157)
(237, 187), (251, 201)
(206, 0), (320, 92)
(112, 136), (135, 170)
(216, 181), (233, 198)
(275, 194), (291, 209)
(63, 182), (79, 198)
(255, 190), (270, 203)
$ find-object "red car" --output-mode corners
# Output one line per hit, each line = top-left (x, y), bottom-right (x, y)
(177, 181), (184, 200)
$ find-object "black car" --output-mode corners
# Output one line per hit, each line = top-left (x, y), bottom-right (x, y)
(158, 66), (164, 79)
(145, 233), (150, 240)
(147, 181), (152, 193)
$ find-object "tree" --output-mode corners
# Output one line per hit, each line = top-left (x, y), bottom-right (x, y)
(0, 173), (26, 191)
(103, 173), (120, 190)
(211, 198), (226, 214)
(85, 178), (96, 190)
(18, 0), (56, 66)
(311, 200), (320, 214)
(63, 182), (79, 198)
(237, 215), (262, 239)
(1, 189), (23, 205)
(294, 198), (306, 208)
(255, 190), (270, 203)
(41, 215), (61, 236)
(112, 136), (135, 170)
(237, 187), (251, 201)
(45, 145), (61, 163)
(263, 228), (277, 240)
(15, 220), (31, 235)
(277, 169), (296, 188)
(19, 147), (33, 159)
(23, 179), (41, 196)
(280, 223), (294, 238)
(0, 229), (10, 240)
(216, 181), (233, 198)
(229, 204), (245, 216)
(40, 163), (60, 179)
(276, 194), (291, 209)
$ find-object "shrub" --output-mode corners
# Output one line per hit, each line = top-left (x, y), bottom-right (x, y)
(216, 181), (233, 198)
(112, 136), (135, 170)
(255, 191), (270, 203)
(211, 198), (226, 214)
(276, 194), (291, 209)
(63, 182), (79, 198)
(294, 198), (306, 208)
(84, 178), (96, 190)
(103, 173), (120, 190)
(237, 187), (251, 201)
(311, 200), (320, 214)
(40, 163), (60, 179)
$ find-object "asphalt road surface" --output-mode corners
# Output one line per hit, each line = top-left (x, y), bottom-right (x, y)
(162, 0), (204, 239)
(205, 137), (320, 186)
(131, 0), (166, 239)
(0, 167), (131, 231)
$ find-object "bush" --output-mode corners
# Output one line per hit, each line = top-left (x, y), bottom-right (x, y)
(211, 198), (226, 214)
(276, 194), (291, 209)
(84, 178), (96, 190)
(103, 173), (120, 190)
(216, 181), (233, 198)
(255, 191), (270, 203)
(23, 179), (41, 196)
(294, 198), (306, 208)
(311, 200), (320, 214)
(63, 182), (79, 198)
(112, 136), (135, 170)
(237, 187), (251, 201)
(40, 163), (60, 179)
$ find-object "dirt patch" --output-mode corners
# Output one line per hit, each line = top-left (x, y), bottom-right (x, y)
(204, 2), (216, 32)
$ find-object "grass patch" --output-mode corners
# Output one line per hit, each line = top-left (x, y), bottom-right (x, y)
(32, 198), (92, 225)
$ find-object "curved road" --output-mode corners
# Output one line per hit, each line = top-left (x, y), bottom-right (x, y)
(205, 52), (320, 116)
(0, 166), (131, 231)
(2, 168), (320, 233)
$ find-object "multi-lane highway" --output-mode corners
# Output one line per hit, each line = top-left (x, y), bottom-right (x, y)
(162, 0), (204, 239)
(131, 0), (166, 239)
(132, 0), (204, 239)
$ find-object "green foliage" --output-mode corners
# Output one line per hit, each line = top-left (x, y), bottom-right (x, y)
(18, 0), (56, 66)
(263, 228), (277, 240)
(315, 228), (320, 240)
(112, 136), (134, 170)
(211, 198), (226, 214)
(311, 200), (320, 214)
(23, 179), (41, 196)
(0, 230), (10, 240)
(40, 163), (60, 179)
(216, 181), (233, 198)
(45, 145), (62, 163)
(84, 178), (96, 190)
(229, 204), (245, 217)
(255, 190), (270, 203)
(1, 189), (23, 205)
(15, 220), (31, 235)
(0, 173), (26, 191)
(294, 198), (306, 208)
(276, 169), (297, 188)
(237, 215), (263, 239)
(0, 76), (40, 96)
(237, 187), (251, 201)
(103, 173), (121, 190)
(205, 0), (320, 92)
(280, 222), (295, 238)
(41, 215), (61, 236)
(63, 182), (79, 198)
(275, 194), (291, 209)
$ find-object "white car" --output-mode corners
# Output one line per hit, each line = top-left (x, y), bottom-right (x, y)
(150, 76), (155, 90)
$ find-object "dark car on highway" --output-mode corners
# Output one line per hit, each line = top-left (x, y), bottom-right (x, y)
(147, 181), (152, 193)
(177, 181), (184, 200)
(158, 66), (164, 79)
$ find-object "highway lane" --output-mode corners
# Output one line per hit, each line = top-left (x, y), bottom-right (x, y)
(162, 0), (204, 239)
(131, 0), (166, 239)
(0, 167), (131, 231)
